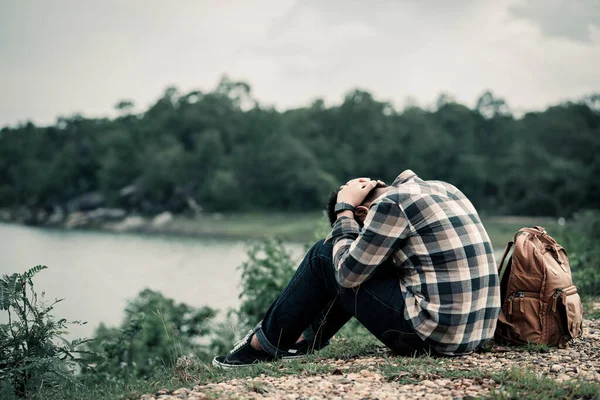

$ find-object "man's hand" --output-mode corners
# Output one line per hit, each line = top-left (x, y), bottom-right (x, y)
(339, 177), (370, 190)
(339, 178), (385, 191)
(337, 179), (378, 207)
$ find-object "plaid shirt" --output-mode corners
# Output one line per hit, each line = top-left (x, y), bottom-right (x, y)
(325, 170), (500, 355)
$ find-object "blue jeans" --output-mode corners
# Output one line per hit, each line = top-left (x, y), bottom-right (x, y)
(254, 239), (434, 356)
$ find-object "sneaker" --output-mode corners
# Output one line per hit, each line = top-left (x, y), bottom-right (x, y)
(282, 338), (330, 359)
(282, 339), (312, 359)
(212, 330), (277, 369)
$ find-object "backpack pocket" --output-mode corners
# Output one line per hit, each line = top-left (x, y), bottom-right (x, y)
(507, 291), (542, 344)
(554, 285), (584, 346)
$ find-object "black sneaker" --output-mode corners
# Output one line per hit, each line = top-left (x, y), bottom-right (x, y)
(282, 338), (330, 359)
(212, 330), (278, 369)
(282, 339), (312, 359)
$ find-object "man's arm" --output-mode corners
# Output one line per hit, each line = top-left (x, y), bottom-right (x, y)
(325, 197), (409, 288)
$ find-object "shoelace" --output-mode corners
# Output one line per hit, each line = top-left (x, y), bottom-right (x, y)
(230, 329), (253, 354)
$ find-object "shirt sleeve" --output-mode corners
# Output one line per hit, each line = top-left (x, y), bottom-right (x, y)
(324, 197), (409, 288)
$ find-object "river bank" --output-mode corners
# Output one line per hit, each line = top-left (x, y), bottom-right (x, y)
(0, 208), (326, 243)
(0, 207), (559, 248)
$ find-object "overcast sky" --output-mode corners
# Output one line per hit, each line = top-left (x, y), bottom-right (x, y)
(1, 0), (599, 127)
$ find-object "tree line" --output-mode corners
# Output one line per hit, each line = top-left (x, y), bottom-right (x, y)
(1, 77), (598, 217)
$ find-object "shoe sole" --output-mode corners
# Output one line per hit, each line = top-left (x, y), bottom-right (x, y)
(211, 354), (309, 369)
(212, 356), (248, 369)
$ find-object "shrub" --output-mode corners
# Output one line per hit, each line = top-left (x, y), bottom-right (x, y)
(0, 266), (90, 399)
(236, 238), (297, 329)
(84, 289), (217, 380)
(558, 210), (600, 298)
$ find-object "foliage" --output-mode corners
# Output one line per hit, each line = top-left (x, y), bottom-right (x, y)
(557, 210), (600, 298)
(206, 310), (242, 361)
(83, 289), (216, 380)
(236, 238), (297, 329)
(0, 266), (91, 399)
(1, 79), (598, 218)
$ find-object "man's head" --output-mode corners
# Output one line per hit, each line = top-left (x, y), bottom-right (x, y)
(326, 181), (389, 226)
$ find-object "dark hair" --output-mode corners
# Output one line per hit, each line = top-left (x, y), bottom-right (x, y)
(326, 182), (387, 226)
(326, 190), (340, 226)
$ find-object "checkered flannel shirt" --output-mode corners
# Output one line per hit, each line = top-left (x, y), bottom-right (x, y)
(325, 170), (500, 355)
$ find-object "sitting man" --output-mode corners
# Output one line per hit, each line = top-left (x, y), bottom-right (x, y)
(213, 170), (501, 367)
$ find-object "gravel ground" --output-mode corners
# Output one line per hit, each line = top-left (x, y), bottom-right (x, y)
(141, 318), (600, 400)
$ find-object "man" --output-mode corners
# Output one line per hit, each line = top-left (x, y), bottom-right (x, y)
(213, 170), (500, 368)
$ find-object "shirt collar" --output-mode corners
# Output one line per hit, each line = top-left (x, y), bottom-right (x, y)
(391, 169), (418, 187)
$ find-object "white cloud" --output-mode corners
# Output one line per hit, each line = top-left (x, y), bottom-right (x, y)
(0, 0), (598, 126)
(509, 0), (600, 43)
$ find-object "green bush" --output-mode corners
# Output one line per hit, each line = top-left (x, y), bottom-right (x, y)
(0, 266), (90, 399)
(558, 210), (600, 298)
(84, 289), (217, 380)
(236, 238), (297, 329)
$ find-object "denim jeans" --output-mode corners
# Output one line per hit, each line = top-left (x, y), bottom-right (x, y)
(254, 239), (434, 356)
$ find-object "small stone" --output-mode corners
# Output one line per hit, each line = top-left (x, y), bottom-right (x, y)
(422, 380), (437, 387)
(550, 364), (563, 373)
(359, 369), (373, 377)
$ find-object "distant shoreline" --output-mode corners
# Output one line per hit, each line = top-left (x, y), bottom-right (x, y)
(1, 209), (558, 250)
(0, 210), (325, 243)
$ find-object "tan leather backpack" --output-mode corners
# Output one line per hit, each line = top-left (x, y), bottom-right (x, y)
(495, 226), (584, 347)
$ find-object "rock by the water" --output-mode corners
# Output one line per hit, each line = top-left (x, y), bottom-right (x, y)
(65, 212), (89, 229)
(152, 211), (173, 227)
(35, 209), (49, 224)
(67, 192), (106, 212)
(113, 216), (145, 231)
(87, 208), (126, 222)
(47, 206), (65, 225)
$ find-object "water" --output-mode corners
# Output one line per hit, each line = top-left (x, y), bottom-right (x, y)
(0, 223), (503, 340)
(0, 222), (304, 339)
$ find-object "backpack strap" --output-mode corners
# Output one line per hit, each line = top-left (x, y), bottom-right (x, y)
(498, 229), (529, 282)
(498, 242), (514, 283)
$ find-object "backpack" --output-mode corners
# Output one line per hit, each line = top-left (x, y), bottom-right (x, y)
(495, 226), (584, 347)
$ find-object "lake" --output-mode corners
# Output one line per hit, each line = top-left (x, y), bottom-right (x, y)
(0, 222), (304, 339)
(0, 222), (504, 341)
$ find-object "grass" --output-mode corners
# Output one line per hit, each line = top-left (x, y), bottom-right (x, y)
(489, 367), (600, 400)
(583, 298), (600, 319)
(380, 357), (600, 399)
(120, 211), (560, 248)
(125, 212), (327, 242)
(43, 321), (600, 400)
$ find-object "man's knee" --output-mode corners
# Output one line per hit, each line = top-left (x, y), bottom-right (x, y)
(308, 239), (333, 262)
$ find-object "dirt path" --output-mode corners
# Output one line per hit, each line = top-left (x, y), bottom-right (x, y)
(141, 319), (600, 400)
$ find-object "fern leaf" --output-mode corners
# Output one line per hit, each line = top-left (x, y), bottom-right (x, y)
(22, 265), (48, 280)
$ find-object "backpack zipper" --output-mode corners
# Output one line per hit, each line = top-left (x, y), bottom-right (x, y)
(508, 292), (516, 315)
(550, 249), (567, 273)
(552, 289), (563, 312)
(508, 291), (539, 315)
(519, 292), (525, 313)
